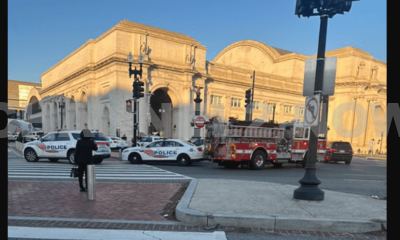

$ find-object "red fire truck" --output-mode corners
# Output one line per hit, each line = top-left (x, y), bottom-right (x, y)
(203, 117), (326, 170)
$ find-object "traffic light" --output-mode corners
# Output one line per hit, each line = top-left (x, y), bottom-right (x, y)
(126, 99), (132, 113)
(295, 0), (358, 18)
(137, 81), (144, 98)
(245, 89), (251, 107)
(295, 0), (320, 18)
(133, 81), (138, 98)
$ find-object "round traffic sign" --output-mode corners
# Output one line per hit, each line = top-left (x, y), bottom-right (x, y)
(304, 96), (319, 126)
(194, 116), (205, 128)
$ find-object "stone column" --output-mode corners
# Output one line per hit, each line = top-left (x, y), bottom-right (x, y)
(224, 94), (232, 121)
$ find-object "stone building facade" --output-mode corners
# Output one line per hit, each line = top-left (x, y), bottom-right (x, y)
(29, 20), (386, 153)
(8, 80), (42, 126)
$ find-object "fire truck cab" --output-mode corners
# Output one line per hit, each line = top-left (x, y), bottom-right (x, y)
(203, 117), (326, 170)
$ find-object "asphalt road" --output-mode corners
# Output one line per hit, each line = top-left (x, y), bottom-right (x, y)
(142, 157), (387, 199)
(9, 140), (386, 198)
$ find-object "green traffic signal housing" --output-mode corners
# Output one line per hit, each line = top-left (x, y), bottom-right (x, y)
(137, 81), (145, 98)
(245, 89), (251, 106)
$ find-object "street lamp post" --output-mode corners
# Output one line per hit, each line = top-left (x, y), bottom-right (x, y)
(293, 0), (358, 201)
(159, 108), (165, 136)
(127, 52), (143, 147)
(59, 99), (65, 130)
(192, 86), (203, 140)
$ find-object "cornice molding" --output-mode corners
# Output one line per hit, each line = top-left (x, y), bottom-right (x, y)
(336, 82), (369, 87)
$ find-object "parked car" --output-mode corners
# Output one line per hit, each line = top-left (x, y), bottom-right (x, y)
(8, 132), (18, 141)
(22, 130), (111, 164)
(324, 141), (353, 164)
(136, 136), (162, 147)
(24, 131), (45, 142)
(122, 139), (203, 166)
(189, 137), (204, 152)
(107, 136), (128, 149)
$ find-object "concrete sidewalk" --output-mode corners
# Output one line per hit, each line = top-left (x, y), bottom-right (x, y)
(176, 179), (387, 234)
(354, 154), (387, 161)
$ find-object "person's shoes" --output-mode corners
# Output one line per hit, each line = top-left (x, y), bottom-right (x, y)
(80, 188), (87, 192)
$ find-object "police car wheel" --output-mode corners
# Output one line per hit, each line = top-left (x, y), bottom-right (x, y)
(250, 151), (266, 170)
(67, 150), (75, 165)
(177, 154), (191, 166)
(24, 148), (39, 162)
(48, 158), (59, 162)
(129, 153), (142, 164)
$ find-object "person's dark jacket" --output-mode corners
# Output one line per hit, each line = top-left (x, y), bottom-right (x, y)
(16, 132), (23, 142)
(75, 129), (98, 164)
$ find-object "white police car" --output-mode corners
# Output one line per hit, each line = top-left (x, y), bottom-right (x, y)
(23, 130), (111, 164)
(121, 139), (203, 166)
(107, 136), (128, 149)
(136, 136), (161, 147)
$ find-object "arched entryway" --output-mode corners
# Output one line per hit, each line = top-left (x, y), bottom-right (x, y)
(26, 96), (42, 128)
(150, 88), (173, 137)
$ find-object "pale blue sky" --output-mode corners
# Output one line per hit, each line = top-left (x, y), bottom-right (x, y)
(8, 0), (386, 83)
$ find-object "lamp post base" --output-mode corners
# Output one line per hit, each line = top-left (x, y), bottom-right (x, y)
(293, 185), (325, 201)
(293, 166), (325, 201)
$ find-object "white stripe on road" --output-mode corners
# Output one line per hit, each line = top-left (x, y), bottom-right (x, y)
(8, 162), (192, 180)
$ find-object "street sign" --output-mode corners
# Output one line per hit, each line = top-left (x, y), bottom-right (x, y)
(194, 116), (205, 129)
(304, 94), (321, 127)
(303, 56), (337, 96)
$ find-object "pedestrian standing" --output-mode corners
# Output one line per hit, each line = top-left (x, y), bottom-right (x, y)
(121, 134), (127, 141)
(369, 139), (375, 157)
(74, 129), (98, 192)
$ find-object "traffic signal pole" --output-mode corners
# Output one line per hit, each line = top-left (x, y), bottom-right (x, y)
(127, 52), (143, 147)
(292, 0), (358, 201)
(133, 96), (137, 147)
(293, 14), (328, 201)
(250, 70), (255, 121)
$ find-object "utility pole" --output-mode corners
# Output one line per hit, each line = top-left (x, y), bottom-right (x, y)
(250, 70), (255, 121)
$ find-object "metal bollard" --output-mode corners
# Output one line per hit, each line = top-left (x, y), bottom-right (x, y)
(87, 164), (96, 200)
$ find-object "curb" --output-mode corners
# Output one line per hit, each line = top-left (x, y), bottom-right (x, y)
(354, 155), (386, 161)
(175, 180), (384, 233)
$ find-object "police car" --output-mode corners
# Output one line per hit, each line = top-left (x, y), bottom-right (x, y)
(107, 137), (128, 149)
(121, 139), (203, 166)
(23, 130), (111, 164)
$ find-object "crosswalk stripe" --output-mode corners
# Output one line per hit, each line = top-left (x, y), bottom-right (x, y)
(8, 162), (192, 181)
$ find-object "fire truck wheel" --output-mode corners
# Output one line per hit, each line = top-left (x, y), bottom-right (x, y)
(272, 163), (283, 168)
(250, 151), (266, 170)
(177, 154), (191, 166)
